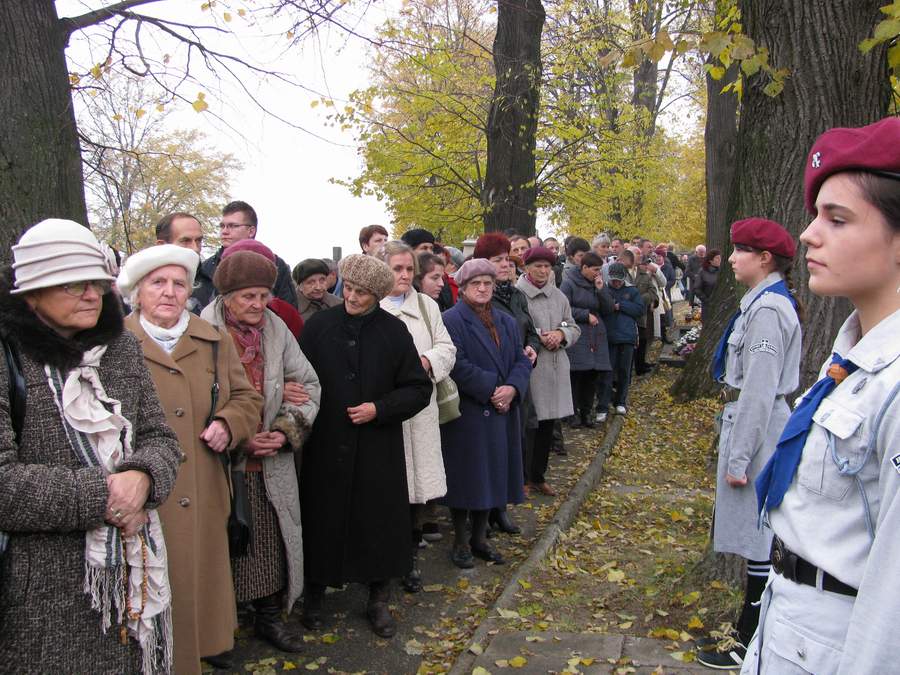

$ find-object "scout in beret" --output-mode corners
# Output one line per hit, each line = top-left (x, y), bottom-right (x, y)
(698, 215), (803, 669)
(741, 117), (900, 674)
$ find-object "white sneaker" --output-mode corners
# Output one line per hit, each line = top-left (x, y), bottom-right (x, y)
(614, 405), (627, 415)
(595, 412), (608, 423)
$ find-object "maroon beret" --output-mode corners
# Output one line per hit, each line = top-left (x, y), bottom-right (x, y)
(804, 117), (900, 214)
(221, 238), (276, 262)
(473, 232), (511, 260)
(522, 246), (557, 266)
(730, 217), (796, 259)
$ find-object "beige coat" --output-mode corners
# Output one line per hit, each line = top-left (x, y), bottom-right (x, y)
(515, 276), (580, 421)
(125, 312), (263, 674)
(380, 292), (456, 503)
(202, 300), (321, 612)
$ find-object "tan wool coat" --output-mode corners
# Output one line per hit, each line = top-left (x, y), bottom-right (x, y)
(125, 312), (263, 675)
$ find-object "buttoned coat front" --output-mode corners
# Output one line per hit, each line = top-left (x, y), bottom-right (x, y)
(515, 276), (580, 421)
(379, 291), (455, 503)
(201, 300), (322, 612)
(125, 312), (263, 674)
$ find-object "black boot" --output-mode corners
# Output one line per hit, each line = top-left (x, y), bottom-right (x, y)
(581, 411), (596, 429)
(367, 581), (397, 638)
(254, 593), (305, 652)
(301, 582), (325, 631)
(401, 544), (423, 593)
(488, 507), (521, 535)
(202, 651), (234, 670)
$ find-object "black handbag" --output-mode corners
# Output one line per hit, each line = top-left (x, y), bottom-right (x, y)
(208, 341), (252, 557)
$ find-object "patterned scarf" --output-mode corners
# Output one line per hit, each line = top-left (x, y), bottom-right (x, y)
(493, 280), (514, 306)
(224, 306), (264, 365)
(46, 346), (172, 674)
(464, 296), (500, 346)
(525, 272), (547, 289)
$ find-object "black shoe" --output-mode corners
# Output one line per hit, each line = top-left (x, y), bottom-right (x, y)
(450, 545), (474, 569)
(401, 548), (423, 593)
(470, 541), (506, 564)
(300, 584), (325, 631)
(366, 582), (396, 638)
(488, 508), (521, 535)
(421, 522), (443, 542)
(254, 594), (305, 653)
(696, 640), (746, 670)
(581, 413), (596, 429)
(567, 416), (583, 429)
(202, 651), (233, 670)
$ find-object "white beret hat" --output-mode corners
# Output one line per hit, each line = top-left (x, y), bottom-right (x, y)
(116, 244), (200, 297)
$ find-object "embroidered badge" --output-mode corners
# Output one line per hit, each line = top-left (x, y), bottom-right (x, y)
(749, 339), (778, 356)
(812, 151), (822, 169)
(891, 453), (900, 474)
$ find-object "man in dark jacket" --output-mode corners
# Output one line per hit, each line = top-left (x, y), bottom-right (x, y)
(191, 200), (298, 311)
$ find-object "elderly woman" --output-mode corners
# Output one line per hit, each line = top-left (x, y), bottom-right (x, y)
(516, 247), (580, 496)
(440, 259), (532, 568)
(299, 254), (432, 638)
(200, 247), (321, 653)
(117, 245), (263, 673)
(0, 219), (180, 673)
(378, 242), (456, 593)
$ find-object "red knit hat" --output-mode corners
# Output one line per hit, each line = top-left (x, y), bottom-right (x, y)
(804, 117), (900, 214)
(522, 246), (557, 266)
(473, 232), (511, 259)
(730, 217), (796, 259)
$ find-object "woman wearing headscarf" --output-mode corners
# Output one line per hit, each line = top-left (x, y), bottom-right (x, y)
(696, 249), (722, 321)
(201, 246), (321, 653)
(118, 245), (263, 673)
(516, 247), (580, 496)
(440, 260), (532, 568)
(0, 219), (181, 673)
(378, 241), (456, 593)
(299, 254), (432, 639)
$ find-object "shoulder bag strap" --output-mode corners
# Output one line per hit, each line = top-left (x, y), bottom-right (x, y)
(416, 292), (435, 348)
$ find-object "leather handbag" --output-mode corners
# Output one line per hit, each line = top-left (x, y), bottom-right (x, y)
(416, 293), (461, 424)
(208, 340), (252, 557)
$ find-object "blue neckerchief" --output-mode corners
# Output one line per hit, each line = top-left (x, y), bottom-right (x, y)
(710, 279), (796, 382)
(755, 353), (859, 512)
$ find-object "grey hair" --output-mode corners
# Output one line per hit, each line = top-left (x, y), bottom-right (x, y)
(592, 233), (611, 247)
(377, 240), (420, 275)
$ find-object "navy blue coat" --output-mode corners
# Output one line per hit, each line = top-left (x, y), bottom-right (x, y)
(603, 285), (644, 345)
(560, 266), (615, 372)
(439, 301), (532, 510)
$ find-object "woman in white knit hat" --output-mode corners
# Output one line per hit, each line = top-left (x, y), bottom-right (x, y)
(118, 244), (264, 673)
(0, 219), (181, 673)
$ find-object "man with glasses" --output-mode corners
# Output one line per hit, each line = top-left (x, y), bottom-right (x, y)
(192, 200), (298, 311)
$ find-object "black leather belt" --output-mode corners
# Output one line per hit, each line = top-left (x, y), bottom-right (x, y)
(771, 537), (857, 597)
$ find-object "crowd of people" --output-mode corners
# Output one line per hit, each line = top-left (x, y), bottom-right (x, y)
(0, 117), (897, 675)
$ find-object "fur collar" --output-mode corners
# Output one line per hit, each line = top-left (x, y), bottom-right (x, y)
(0, 267), (124, 371)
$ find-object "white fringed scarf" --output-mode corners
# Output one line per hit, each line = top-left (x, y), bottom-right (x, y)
(46, 345), (173, 674)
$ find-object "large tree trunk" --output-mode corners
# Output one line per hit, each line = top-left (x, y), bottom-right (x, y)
(0, 1), (88, 260)
(703, 57), (739, 255)
(672, 0), (890, 400)
(482, 0), (545, 235)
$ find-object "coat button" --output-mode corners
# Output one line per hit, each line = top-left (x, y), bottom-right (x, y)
(169, 368), (178, 375)
(348, 340), (356, 347)
(347, 373), (356, 380)
(483, 410), (490, 417)
(174, 408), (185, 417)
(178, 497), (190, 507)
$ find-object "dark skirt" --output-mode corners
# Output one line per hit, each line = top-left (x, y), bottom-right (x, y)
(231, 472), (287, 602)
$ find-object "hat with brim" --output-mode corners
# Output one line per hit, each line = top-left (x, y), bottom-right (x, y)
(116, 244), (200, 298)
(11, 219), (115, 295)
(608, 262), (628, 281)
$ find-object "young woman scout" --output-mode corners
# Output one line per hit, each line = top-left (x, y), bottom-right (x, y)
(744, 117), (900, 674)
(698, 218), (803, 670)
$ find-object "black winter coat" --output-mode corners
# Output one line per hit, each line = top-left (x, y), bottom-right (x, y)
(559, 266), (614, 371)
(299, 305), (432, 586)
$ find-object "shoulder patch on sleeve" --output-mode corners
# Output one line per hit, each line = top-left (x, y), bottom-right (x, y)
(891, 453), (900, 474)
(749, 339), (778, 356)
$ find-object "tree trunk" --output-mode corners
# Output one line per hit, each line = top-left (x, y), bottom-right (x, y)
(672, 0), (890, 400)
(482, 0), (545, 235)
(0, 0), (88, 260)
(703, 57), (739, 255)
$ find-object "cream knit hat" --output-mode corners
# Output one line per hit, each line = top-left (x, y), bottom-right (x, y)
(11, 219), (115, 294)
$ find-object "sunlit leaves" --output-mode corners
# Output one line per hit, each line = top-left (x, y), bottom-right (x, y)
(191, 92), (209, 112)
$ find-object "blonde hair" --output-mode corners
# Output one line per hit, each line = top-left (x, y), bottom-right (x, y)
(377, 240), (420, 275)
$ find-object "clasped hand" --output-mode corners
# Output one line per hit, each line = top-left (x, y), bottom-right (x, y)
(539, 329), (564, 351)
(491, 385), (516, 413)
(247, 430), (287, 457)
(105, 470), (151, 537)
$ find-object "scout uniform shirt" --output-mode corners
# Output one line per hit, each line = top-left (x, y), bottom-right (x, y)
(769, 307), (900, 675)
(714, 272), (802, 561)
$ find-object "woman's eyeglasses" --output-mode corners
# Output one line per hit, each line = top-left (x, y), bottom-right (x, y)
(62, 280), (112, 297)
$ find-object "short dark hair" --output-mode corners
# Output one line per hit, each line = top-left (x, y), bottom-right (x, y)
(415, 252), (446, 282)
(222, 200), (257, 227)
(509, 234), (528, 243)
(580, 252), (604, 268)
(565, 237), (590, 257)
(849, 172), (900, 232)
(703, 249), (721, 269)
(155, 212), (198, 242)
(359, 224), (389, 248)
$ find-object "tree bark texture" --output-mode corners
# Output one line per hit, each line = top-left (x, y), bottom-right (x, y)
(482, 0), (546, 235)
(703, 57), (739, 255)
(0, 0), (88, 260)
(672, 0), (890, 400)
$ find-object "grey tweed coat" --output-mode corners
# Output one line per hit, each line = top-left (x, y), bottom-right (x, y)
(0, 280), (181, 674)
